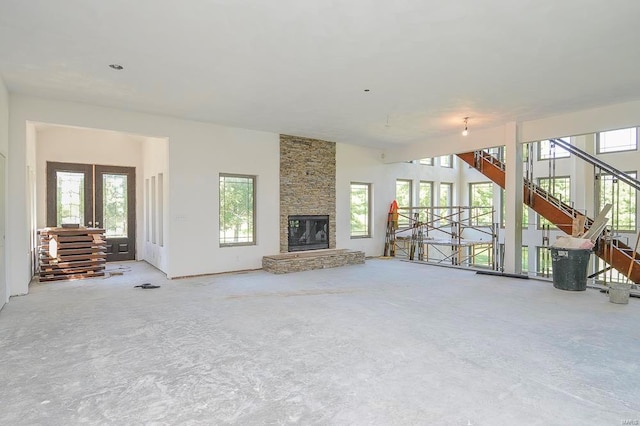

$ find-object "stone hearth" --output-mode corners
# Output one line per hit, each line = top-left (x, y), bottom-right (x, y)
(262, 249), (365, 274)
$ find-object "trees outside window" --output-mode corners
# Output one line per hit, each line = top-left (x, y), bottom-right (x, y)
(469, 182), (493, 226)
(598, 172), (636, 232)
(219, 174), (255, 245)
(439, 182), (453, 225)
(419, 181), (433, 222)
(396, 179), (412, 227)
(350, 183), (371, 238)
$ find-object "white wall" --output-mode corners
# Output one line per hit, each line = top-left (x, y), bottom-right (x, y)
(0, 76), (8, 307)
(35, 124), (146, 263)
(142, 137), (169, 272)
(9, 95), (280, 294)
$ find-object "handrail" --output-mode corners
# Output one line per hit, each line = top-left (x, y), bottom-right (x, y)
(550, 138), (640, 192)
(475, 150), (592, 225)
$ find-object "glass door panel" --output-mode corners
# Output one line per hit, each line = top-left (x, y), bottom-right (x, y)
(102, 174), (128, 237)
(56, 171), (86, 226)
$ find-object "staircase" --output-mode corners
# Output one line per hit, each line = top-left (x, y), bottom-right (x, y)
(457, 150), (640, 283)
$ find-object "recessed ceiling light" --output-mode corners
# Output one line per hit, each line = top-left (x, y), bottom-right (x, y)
(109, 64), (124, 70)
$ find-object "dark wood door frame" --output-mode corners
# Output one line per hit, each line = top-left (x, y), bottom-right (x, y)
(46, 161), (136, 262)
(46, 162), (93, 227)
(95, 165), (136, 262)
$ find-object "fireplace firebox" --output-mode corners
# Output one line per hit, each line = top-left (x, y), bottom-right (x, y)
(288, 215), (329, 252)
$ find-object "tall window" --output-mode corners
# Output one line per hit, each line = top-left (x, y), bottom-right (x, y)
(396, 179), (412, 226)
(469, 182), (493, 225)
(440, 155), (453, 168)
(522, 246), (529, 273)
(538, 139), (570, 160)
(219, 174), (255, 246)
(419, 158), (434, 165)
(419, 181), (433, 222)
(395, 179), (412, 207)
(350, 183), (371, 238)
(598, 172), (637, 232)
(537, 176), (571, 228)
(597, 127), (637, 154)
(439, 182), (453, 225)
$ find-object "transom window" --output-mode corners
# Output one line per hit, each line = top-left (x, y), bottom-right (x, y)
(597, 127), (637, 154)
(440, 155), (453, 168)
(538, 139), (570, 160)
(419, 158), (434, 165)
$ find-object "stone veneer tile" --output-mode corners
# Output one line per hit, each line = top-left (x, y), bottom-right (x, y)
(280, 135), (336, 253)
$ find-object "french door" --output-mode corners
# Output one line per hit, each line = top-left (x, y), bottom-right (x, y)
(47, 162), (136, 262)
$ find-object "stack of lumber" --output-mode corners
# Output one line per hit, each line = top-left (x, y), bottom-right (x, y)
(38, 227), (107, 282)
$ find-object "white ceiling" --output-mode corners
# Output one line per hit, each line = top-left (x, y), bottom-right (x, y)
(2, 0), (640, 149)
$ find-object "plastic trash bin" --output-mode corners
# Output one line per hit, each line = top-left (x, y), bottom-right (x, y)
(550, 247), (591, 291)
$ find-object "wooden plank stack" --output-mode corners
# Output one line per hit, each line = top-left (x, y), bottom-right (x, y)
(38, 227), (107, 282)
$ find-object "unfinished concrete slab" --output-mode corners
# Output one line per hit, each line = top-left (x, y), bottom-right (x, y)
(0, 260), (638, 425)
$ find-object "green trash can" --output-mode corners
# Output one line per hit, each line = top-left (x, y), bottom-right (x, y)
(550, 247), (591, 291)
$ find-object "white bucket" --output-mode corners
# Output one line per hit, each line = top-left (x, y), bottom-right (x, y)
(609, 282), (631, 304)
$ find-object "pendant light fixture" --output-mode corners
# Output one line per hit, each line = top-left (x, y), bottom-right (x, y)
(462, 117), (469, 136)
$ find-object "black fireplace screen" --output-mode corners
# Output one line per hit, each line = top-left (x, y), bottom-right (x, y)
(288, 215), (329, 252)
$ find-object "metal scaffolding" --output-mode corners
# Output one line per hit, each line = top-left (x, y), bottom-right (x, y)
(384, 205), (499, 270)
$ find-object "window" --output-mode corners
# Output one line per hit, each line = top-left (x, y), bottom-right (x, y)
(419, 158), (433, 165)
(350, 183), (371, 238)
(536, 246), (552, 277)
(419, 181), (433, 222)
(470, 244), (492, 267)
(597, 127), (637, 154)
(538, 139), (570, 160)
(219, 174), (255, 246)
(598, 172), (636, 232)
(396, 179), (412, 226)
(522, 246), (529, 273)
(469, 182), (493, 226)
(440, 155), (453, 168)
(439, 182), (453, 226)
(537, 176), (570, 229)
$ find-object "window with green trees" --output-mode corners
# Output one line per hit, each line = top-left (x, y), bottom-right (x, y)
(598, 172), (636, 231)
(469, 182), (493, 225)
(439, 182), (453, 225)
(219, 174), (255, 245)
(419, 181), (433, 222)
(396, 179), (412, 226)
(350, 183), (371, 238)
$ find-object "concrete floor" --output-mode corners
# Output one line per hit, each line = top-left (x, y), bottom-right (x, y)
(0, 260), (638, 425)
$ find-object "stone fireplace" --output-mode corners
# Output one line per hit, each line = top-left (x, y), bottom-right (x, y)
(288, 215), (329, 252)
(263, 134), (364, 274)
(279, 135), (336, 252)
